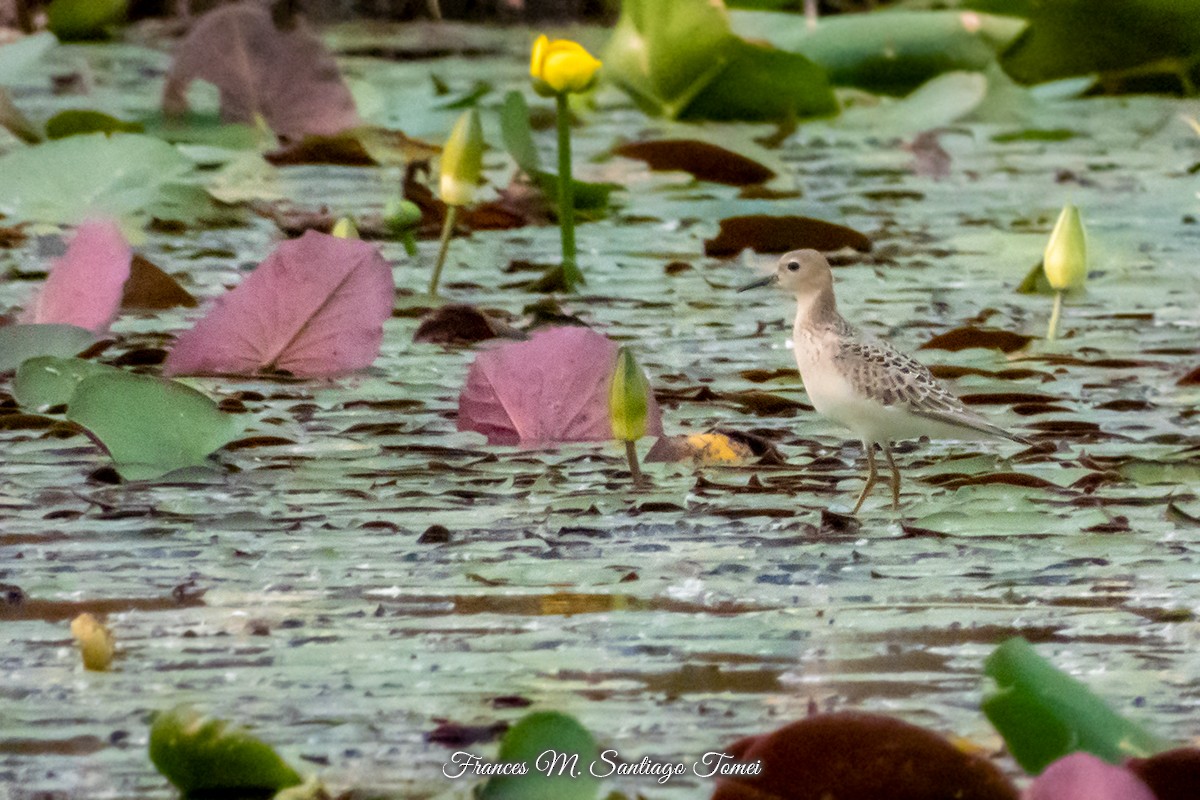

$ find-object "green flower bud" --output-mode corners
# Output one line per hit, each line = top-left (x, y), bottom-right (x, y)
(439, 108), (484, 207)
(1043, 204), (1087, 291)
(609, 346), (650, 442)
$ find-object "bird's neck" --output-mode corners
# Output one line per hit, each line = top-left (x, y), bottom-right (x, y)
(793, 286), (840, 332)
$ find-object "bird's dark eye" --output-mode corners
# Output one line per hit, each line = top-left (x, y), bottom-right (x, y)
(786, 261), (801, 272)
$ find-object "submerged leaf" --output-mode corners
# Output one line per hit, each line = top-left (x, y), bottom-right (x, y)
(712, 712), (1018, 800)
(163, 231), (394, 378)
(704, 215), (871, 256)
(162, 2), (360, 141)
(457, 326), (664, 446)
(67, 372), (241, 480)
(148, 704), (303, 795)
(19, 219), (131, 334)
(0, 323), (95, 373)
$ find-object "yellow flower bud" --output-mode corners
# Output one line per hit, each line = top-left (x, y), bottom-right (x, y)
(1043, 204), (1087, 291)
(71, 612), (114, 671)
(439, 108), (484, 207)
(609, 346), (650, 442)
(530, 34), (602, 97)
(331, 217), (359, 239)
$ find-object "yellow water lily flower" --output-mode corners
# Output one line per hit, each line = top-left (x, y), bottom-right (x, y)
(530, 34), (602, 96)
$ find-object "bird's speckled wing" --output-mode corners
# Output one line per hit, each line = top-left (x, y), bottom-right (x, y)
(832, 327), (1027, 443)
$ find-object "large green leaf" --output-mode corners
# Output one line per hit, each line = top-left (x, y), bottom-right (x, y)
(0, 324), (95, 373)
(603, 0), (836, 121)
(982, 637), (1173, 774)
(479, 711), (600, 800)
(148, 704), (303, 796)
(46, 0), (127, 41)
(971, 0), (1200, 86)
(12, 356), (120, 409)
(0, 133), (212, 225)
(730, 9), (1026, 95)
(66, 372), (241, 480)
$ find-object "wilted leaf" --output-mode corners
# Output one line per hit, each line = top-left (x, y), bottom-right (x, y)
(263, 133), (377, 166)
(712, 712), (1018, 800)
(19, 219), (131, 334)
(613, 139), (775, 186)
(67, 372), (241, 480)
(1127, 747), (1200, 800)
(645, 431), (755, 464)
(731, 9), (1025, 95)
(162, 2), (360, 141)
(479, 711), (599, 800)
(0, 323), (95, 373)
(1175, 365), (1200, 386)
(982, 637), (1172, 775)
(148, 704), (303, 795)
(413, 304), (519, 346)
(1025, 753), (1155, 800)
(603, 0), (837, 121)
(704, 215), (871, 256)
(457, 326), (664, 446)
(163, 231), (394, 378)
(121, 255), (197, 311)
(920, 326), (1035, 353)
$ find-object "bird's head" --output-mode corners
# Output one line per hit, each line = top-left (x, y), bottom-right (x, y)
(738, 249), (834, 299)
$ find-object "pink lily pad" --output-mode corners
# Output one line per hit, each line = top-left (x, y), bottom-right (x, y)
(1025, 752), (1156, 800)
(19, 218), (131, 335)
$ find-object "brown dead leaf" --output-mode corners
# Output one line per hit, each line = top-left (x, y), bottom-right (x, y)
(704, 215), (872, 256)
(920, 327), (1035, 353)
(121, 255), (197, 310)
(1178, 365), (1200, 386)
(413, 304), (523, 346)
(613, 139), (775, 186)
(264, 133), (377, 166)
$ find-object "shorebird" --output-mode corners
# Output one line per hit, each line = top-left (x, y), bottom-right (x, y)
(739, 249), (1030, 514)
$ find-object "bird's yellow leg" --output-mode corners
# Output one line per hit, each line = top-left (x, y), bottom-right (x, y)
(883, 443), (900, 511)
(852, 442), (877, 515)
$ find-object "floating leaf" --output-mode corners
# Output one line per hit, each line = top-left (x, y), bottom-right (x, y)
(982, 637), (1172, 775)
(413, 304), (516, 346)
(712, 712), (1018, 800)
(920, 326), (1034, 353)
(69, 613), (114, 671)
(730, 9), (1026, 95)
(457, 326), (664, 446)
(121, 255), (198, 311)
(162, 2), (360, 141)
(603, 0), (837, 121)
(1127, 747), (1200, 800)
(613, 139), (775, 186)
(0, 323), (95, 373)
(148, 704), (303, 796)
(163, 231), (394, 378)
(1025, 753), (1155, 800)
(19, 219), (131, 334)
(13, 356), (120, 409)
(479, 711), (600, 800)
(44, 109), (142, 139)
(0, 32), (57, 83)
(66, 372), (241, 480)
(0, 133), (207, 226)
(704, 215), (871, 256)
(46, 0), (127, 40)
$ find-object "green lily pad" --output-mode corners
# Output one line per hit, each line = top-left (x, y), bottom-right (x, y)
(479, 711), (600, 800)
(66, 372), (241, 480)
(148, 704), (303, 797)
(46, 0), (128, 41)
(0, 324), (95, 373)
(12, 356), (121, 409)
(0, 32), (57, 83)
(731, 9), (1026, 95)
(982, 637), (1172, 774)
(44, 109), (144, 139)
(603, 0), (837, 121)
(0, 133), (214, 226)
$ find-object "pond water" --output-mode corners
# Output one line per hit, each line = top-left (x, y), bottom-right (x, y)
(1, 20), (1199, 799)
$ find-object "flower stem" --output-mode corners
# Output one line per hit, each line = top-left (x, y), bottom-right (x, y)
(624, 439), (644, 488)
(1047, 290), (1063, 341)
(556, 93), (583, 290)
(429, 205), (458, 297)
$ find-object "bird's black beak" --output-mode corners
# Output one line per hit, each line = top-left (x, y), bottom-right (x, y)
(737, 274), (777, 292)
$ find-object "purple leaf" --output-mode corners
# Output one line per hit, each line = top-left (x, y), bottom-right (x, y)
(457, 326), (664, 446)
(1025, 753), (1156, 800)
(19, 219), (131, 335)
(162, 2), (360, 141)
(163, 231), (393, 378)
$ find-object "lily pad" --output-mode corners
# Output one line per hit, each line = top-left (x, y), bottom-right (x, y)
(0, 323), (95, 373)
(44, 109), (143, 139)
(13, 356), (120, 409)
(479, 711), (600, 800)
(65, 372), (241, 480)
(148, 704), (303, 796)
